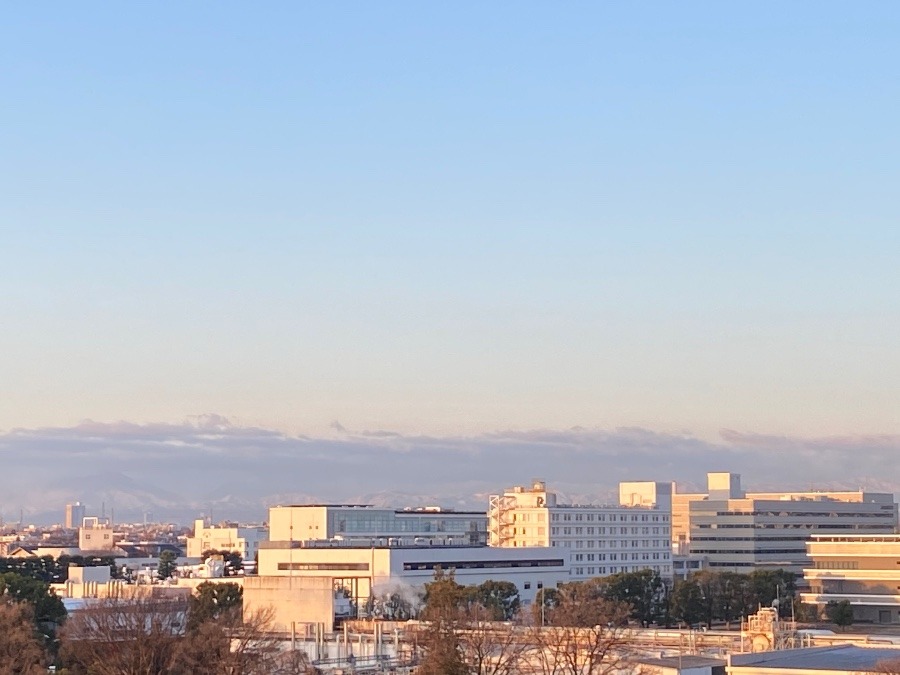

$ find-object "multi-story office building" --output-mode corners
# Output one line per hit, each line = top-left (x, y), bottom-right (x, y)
(672, 472), (898, 555)
(65, 502), (86, 530)
(801, 534), (900, 624)
(185, 519), (268, 561)
(683, 474), (897, 575)
(269, 504), (488, 546)
(488, 480), (672, 580)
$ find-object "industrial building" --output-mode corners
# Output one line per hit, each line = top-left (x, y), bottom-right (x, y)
(488, 480), (672, 580)
(268, 504), (488, 546)
(801, 534), (900, 625)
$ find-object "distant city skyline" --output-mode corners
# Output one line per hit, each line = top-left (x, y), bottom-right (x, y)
(2, 4), (898, 441)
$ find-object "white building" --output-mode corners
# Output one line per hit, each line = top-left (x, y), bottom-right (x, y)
(185, 519), (268, 561)
(488, 481), (672, 580)
(268, 504), (487, 546)
(257, 539), (570, 609)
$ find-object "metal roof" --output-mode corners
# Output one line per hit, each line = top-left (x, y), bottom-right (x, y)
(730, 645), (900, 671)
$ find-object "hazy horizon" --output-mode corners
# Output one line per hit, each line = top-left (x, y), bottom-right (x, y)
(3, 414), (898, 526)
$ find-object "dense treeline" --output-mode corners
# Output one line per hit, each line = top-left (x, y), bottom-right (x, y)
(533, 569), (798, 628)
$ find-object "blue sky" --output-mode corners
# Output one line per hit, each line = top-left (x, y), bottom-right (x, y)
(2, 3), (898, 439)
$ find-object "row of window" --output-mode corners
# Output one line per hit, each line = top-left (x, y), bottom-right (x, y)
(549, 540), (667, 549)
(813, 561), (860, 569)
(706, 511), (895, 518)
(572, 565), (671, 576)
(552, 513), (669, 523)
(573, 552), (669, 562)
(402, 558), (566, 571)
(552, 526), (668, 535)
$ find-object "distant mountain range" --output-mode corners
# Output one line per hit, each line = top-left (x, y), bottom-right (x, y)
(2, 417), (898, 525)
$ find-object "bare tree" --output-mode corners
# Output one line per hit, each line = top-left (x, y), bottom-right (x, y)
(523, 582), (640, 675)
(60, 593), (318, 675)
(525, 623), (638, 675)
(60, 594), (189, 675)
(457, 604), (529, 675)
(0, 598), (50, 675)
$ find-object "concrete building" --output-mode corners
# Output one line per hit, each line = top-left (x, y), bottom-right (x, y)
(65, 502), (86, 530)
(249, 500), (572, 630)
(673, 473), (897, 574)
(185, 519), (268, 561)
(257, 539), (570, 609)
(801, 534), (900, 625)
(672, 473), (898, 555)
(78, 516), (116, 552)
(488, 480), (672, 580)
(268, 505), (487, 546)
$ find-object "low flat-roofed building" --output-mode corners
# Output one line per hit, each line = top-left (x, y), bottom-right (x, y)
(258, 539), (570, 610)
(728, 645), (900, 675)
(802, 534), (900, 624)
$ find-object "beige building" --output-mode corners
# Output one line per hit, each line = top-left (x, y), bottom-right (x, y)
(489, 480), (672, 580)
(78, 516), (116, 552)
(801, 534), (900, 624)
(672, 473), (897, 575)
(185, 519), (268, 561)
(673, 473), (897, 553)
